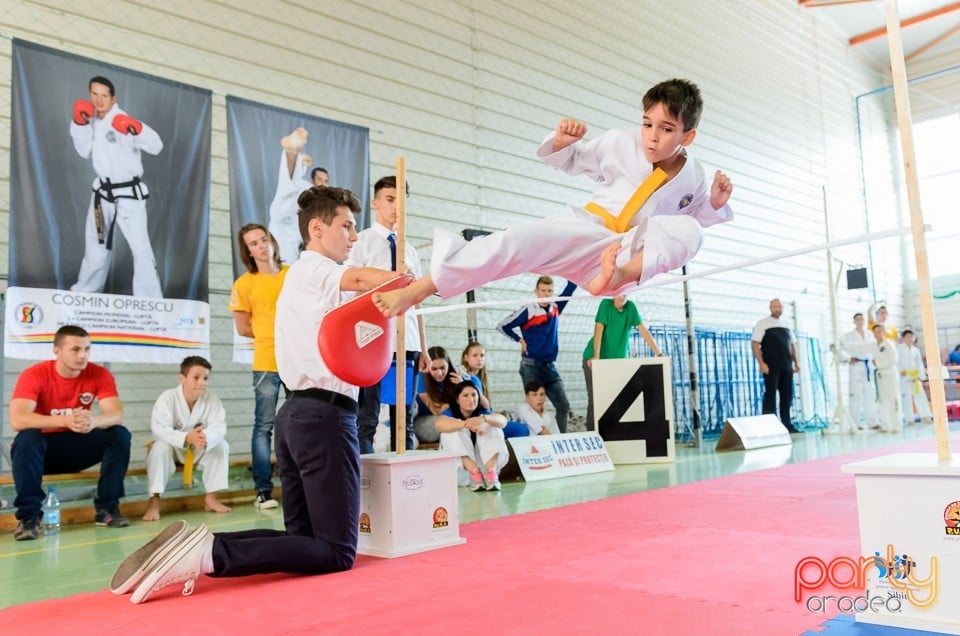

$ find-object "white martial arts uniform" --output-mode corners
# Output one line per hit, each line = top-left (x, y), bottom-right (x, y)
(345, 222), (424, 353)
(515, 402), (560, 436)
(439, 415), (509, 482)
(897, 342), (933, 424)
(872, 339), (903, 433)
(268, 150), (311, 265)
(840, 327), (878, 426)
(429, 129), (733, 298)
(70, 103), (163, 297)
(146, 385), (230, 495)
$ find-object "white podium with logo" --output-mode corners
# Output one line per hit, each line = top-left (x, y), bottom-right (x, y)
(592, 357), (675, 464)
(841, 453), (960, 633)
(357, 450), (466, 558)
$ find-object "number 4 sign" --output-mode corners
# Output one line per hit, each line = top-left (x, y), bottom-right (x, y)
(593, 357), (675, 464)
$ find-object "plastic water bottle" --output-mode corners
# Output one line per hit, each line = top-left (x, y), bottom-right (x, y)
(43, 486), (61, 535)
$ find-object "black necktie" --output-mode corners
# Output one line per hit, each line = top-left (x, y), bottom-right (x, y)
(388, 233), (397, 271)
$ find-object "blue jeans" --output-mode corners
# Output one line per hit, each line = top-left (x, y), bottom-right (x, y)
(12, 427), (131, 521)
(252, 371), (284, 495)
(519, 358), (570, 433)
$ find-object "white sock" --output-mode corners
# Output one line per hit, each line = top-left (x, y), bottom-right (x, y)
(200, 541), (215, 575)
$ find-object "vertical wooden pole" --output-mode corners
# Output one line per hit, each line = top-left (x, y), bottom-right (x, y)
(884, 0), (951, 460)
(823, 187), (854, 434)
(395, 157), (407, 455)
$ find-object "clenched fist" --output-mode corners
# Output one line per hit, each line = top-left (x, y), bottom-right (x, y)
(553, 119), (587, 152)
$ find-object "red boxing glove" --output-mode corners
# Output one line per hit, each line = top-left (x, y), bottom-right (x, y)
(111, 114), (142, 135)
(72, 99), (94, 125)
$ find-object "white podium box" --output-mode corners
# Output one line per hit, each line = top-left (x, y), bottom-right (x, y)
(592, 357), (675, 464)
(715, 415), (792, 451)
(841, 453), (960, 634)
(357, 450), (466, 558)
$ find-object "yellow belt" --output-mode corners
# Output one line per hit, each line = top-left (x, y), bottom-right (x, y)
(905, 369), (922, 395)
(584, 167), (668, 233)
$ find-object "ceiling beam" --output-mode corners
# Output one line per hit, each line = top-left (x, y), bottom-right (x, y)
(904, 21), (960, 61)
(849, 2), (960, 45)
(799, 0), (873, 7)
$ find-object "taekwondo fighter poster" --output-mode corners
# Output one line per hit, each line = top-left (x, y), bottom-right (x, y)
(7, 40), (212, 363)
(226, 96), (369, 362)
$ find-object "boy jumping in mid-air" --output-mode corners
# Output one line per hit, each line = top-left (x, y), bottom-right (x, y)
(373, 78), (733, 317)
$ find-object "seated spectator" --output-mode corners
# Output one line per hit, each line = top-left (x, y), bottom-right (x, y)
(9, 325), (131, 540)
(515, 381), (560, 436)
(143, 356), (231, 521)
(413, 346), (461, 444)
(460, 342), (492, 409)
(948, 344), (960, 367)
(435, 382), (508, 491)
(461, 341), (529, 439)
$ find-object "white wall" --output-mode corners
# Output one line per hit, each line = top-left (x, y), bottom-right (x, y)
(0, 0), (899, 454)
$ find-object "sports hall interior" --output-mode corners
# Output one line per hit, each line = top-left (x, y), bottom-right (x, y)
(2, 1), (960, 634)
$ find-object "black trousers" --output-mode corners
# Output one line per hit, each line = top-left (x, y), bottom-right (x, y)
(211, 392), (360, 576)
(762, 368), (795, 431)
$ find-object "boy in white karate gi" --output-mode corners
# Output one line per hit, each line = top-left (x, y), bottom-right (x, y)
(871, 324), (903, 433)
(143, 356), (230, 521)
(897, 329), (933, 425)
(373, 78), (733, 317)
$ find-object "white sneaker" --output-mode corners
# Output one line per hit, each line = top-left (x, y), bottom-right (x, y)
(110, 520), (189, 594)
(483, 471), (501, 491)
(130, 524), (214, 604)
(254, 493), (279, 509)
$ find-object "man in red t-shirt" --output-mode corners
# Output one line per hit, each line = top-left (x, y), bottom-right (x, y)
(10, 325), (131, 540)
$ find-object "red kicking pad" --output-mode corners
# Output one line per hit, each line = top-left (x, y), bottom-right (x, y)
(318, 274), (413, 387)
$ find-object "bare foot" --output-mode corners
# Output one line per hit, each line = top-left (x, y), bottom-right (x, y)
(142, 496), (161, 522)
(280, 127), (308, 152)
(373, 278), (435, 317)
(586, 242), (620, 295)
(204, 494), (232, 514)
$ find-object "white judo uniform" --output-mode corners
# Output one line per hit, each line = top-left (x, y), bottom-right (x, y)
(840, 327), (878, 426)
(515, 402), (560, 436)
(146, 385), (230, 495)
(429, 129), (733, 298)
(267, 150), (311, 265)
(440, 418), (509, 480)
(897, 342), (932, 424)
(70, 103), (163, 297)
(873, 339), (903, 433)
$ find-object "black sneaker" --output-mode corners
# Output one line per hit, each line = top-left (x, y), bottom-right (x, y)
(96, 509), (132, 528)
(14, 518), (40, 541)
(254, 493), (279, 510)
